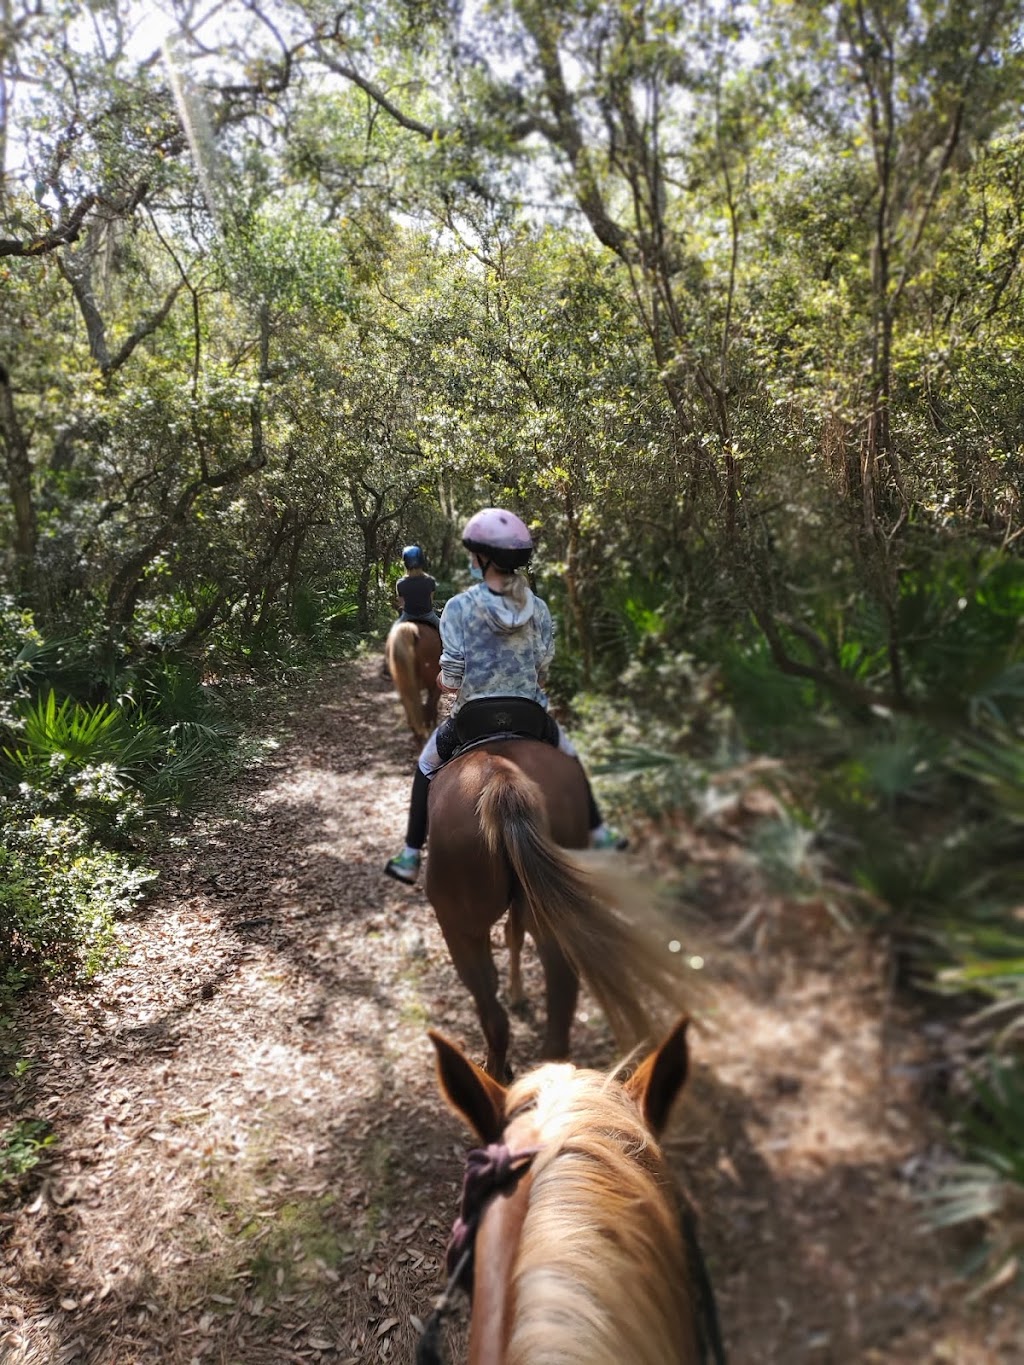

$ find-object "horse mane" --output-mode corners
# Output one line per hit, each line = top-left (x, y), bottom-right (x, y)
(502, 1063), (697, 1365)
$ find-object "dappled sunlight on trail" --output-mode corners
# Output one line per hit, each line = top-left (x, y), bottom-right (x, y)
(0, 656), (1018, 1363)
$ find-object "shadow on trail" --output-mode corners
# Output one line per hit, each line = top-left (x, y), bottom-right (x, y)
(2, 1050), (937, 1365)
(1, 655), (983, 1365)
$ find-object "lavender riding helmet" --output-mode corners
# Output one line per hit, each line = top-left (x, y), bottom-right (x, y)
(461, 508), (534, 572)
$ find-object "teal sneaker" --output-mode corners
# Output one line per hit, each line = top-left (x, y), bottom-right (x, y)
(590, 826), (629, 852)
(384, 849), (421, 884)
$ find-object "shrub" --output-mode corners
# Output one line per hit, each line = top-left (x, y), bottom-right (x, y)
(0, 809), (156, 1001)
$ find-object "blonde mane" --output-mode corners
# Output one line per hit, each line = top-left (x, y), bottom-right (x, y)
(499, 1063), (697, 1365)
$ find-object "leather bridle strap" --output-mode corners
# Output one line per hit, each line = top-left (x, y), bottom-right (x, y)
(415, 1141), (539, 1365)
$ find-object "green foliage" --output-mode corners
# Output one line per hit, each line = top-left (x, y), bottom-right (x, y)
(894, 553), (1024, 710)
(589, 575), (670, 681)
(0, 640), (244, 827)
(4, 690), (126, 771)
(141, 719), (237, 812)
(717, 633), (820, 747)
(0, 810), (155, 1001)
(0, 599), (68, 716)
(957, 1062), (1024, 1192)
(926, 1060), (1024, 1293)
(0, 1119), (56, 1189)
(128, 660), (212, 725)
(2, 0), (1024, 1285)
(568, 639), (739, 828)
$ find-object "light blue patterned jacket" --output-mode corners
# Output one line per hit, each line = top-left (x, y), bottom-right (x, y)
(438, 582), (554, 714)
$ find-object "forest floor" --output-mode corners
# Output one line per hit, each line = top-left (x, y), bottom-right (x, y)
(1, 653), (1021, 1365)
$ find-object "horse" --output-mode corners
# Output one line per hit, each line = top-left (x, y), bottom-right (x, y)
(418, 1015), (726, 1365)
(425, 737), (684, 1080)
(385, 619), (441, 741)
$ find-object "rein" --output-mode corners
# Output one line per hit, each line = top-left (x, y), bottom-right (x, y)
(677, 1190), (729, 1365)
(415, 1141), (539, 1365)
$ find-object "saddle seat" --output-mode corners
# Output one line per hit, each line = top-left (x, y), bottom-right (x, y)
(447, 696), (558, 763)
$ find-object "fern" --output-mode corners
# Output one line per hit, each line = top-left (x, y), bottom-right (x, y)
(924, 1061), (1024, 1289)
(3, 691), (125, 770)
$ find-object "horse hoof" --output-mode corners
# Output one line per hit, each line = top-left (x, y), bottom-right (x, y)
(509, 997), (532, 1021)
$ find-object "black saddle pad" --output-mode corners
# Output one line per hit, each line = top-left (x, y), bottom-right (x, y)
(454, 696), (553, 747)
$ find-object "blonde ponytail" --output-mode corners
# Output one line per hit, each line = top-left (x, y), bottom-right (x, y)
(500, 570), (530, 610)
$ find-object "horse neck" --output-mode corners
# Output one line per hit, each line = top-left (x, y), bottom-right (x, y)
(467, 1166), (533, 1365)
(471, 1073), (699, 1365)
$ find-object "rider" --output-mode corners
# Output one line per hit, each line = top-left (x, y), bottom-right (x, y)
(395, 545), (440, 629)
(384, 507), (628, 884)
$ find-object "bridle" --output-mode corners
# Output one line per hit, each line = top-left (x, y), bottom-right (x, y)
(415, 1140), (539, 1365)
(415, 1137), (729, 1365)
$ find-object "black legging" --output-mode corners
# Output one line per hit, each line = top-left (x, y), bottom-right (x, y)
(405, 767), (431, 848)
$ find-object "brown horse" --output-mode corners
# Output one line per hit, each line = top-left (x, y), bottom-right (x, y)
(421, 1016), (725, 1365)
(425, 739), (684, 1080)
(385, 620), (441, 741)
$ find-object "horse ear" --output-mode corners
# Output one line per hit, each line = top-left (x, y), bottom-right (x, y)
(624, 1015), (691, 1136)
(428, 1030), (507, 1144)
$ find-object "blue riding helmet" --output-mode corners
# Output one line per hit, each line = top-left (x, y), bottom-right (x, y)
(402, 545), (425, 569)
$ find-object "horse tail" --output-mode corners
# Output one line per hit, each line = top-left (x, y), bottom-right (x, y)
(477, 764), (684, 1047)
(388, 623), (426, 735)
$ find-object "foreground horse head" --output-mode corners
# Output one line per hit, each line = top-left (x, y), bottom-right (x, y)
(420, 1017), (725, 1365)
(425, 739), (685, 1079)
(385, 620), (441, 740)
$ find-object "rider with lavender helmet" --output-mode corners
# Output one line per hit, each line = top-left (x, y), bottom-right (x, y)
(384, 507), (627, 884)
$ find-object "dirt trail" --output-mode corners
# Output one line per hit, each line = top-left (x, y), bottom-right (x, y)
(0, 655), (1019, 1364)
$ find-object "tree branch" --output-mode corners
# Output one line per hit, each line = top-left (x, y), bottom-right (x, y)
(314, 44), (437, 138)
(0, 193), (96, 257)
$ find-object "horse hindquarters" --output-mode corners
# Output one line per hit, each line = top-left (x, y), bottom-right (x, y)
(386, 622), (428, 739)
(428, 743), (676, 1077)
(474, 763), (586, 1060)
(427, 750), (587, 1071)
(474, 752), (679, 1059)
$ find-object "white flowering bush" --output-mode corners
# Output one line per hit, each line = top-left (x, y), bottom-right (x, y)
(12, 756), (147, 836)
(0, 808), (156, 999)
(0, 598), (47, 734)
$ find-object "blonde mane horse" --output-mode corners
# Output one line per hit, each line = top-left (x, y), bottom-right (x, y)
(385, 620), (441, 741)
(423, 1017), (724, 1365)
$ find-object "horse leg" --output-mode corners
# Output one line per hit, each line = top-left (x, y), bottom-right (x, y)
(423, 686), (439, 732)
(505, 902), (530, 1018)
(532, 932), (580, 1062)
(442, 929), (511, 1081)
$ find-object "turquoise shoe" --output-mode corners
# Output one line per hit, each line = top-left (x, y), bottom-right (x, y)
(590, 826), (629, 851)
(384, 849), (421, 884)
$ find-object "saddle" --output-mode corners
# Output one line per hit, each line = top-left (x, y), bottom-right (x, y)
(446, 696), (559, 761)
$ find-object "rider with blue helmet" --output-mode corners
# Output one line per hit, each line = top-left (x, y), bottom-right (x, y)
(395, 545), (439, 628)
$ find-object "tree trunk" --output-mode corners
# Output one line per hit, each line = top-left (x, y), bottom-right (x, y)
(0, 362), (38, 598)
(562, 490), (592, 685)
